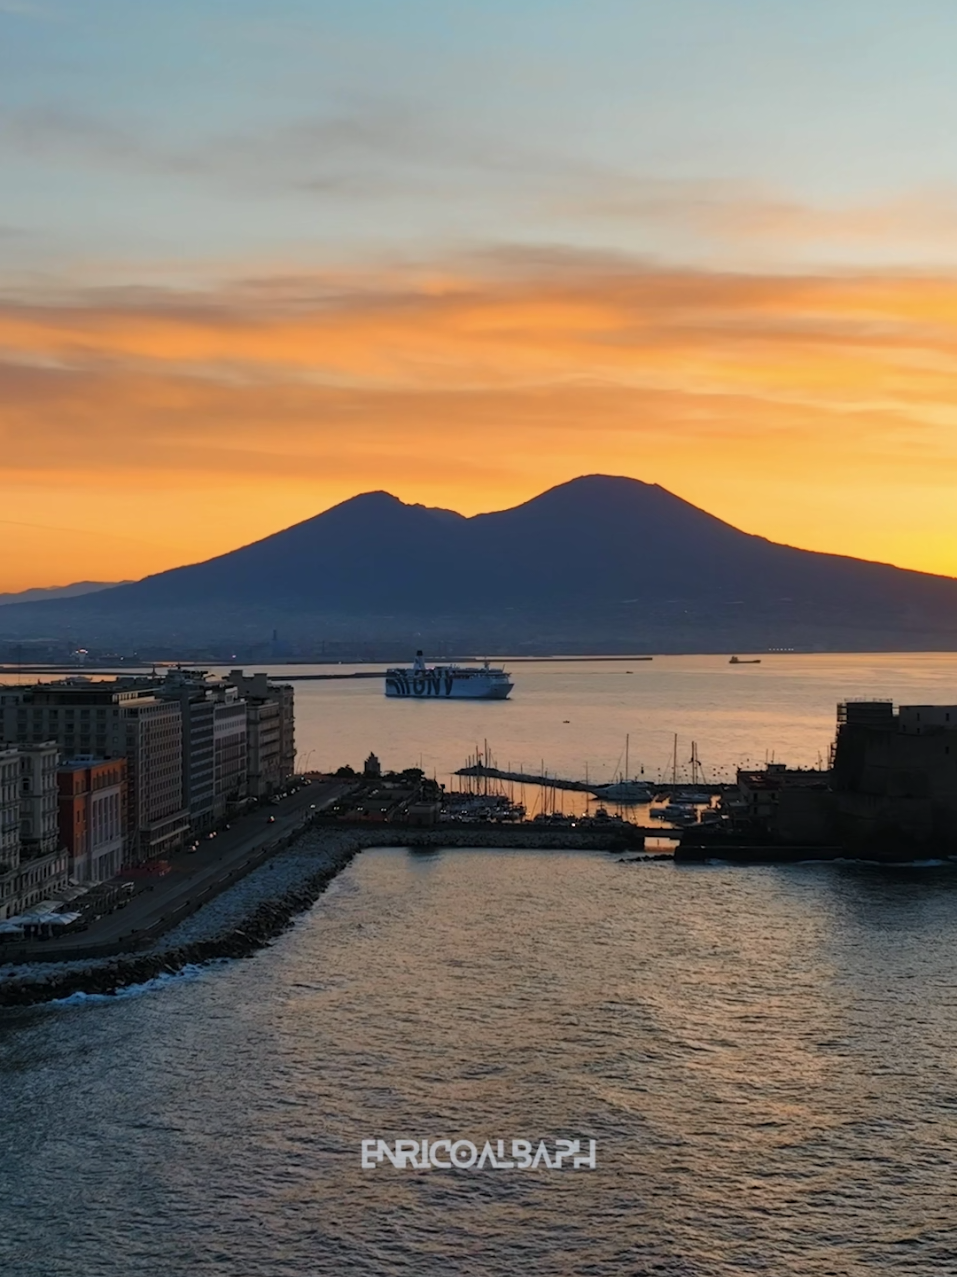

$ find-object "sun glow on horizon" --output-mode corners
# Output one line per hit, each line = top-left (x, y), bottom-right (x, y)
(2, 258), (957, 591)
(3, 3), (957, 591)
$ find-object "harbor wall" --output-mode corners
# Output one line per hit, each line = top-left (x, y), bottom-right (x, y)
(0, 822), (646, 1006)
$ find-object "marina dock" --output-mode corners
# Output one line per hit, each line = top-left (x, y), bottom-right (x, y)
(455, 762), (730, 797)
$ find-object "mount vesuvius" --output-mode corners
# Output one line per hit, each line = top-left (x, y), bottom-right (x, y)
(2, 476), (956, 655)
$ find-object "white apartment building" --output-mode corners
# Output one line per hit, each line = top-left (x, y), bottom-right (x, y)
(0, 684), (188, 865)
(0, 742), (68, 920)
(225, 671), (295, 797)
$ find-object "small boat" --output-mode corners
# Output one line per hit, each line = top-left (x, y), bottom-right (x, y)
(672, 789), (712, 805)
(665, 807), (699, 825)
(596, 733), (654, 803)
(729, 656), (761, 665)
(595, 780), (655, 803)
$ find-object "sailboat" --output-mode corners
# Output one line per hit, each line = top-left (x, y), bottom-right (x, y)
(671, 740), (711, 804)
(594, 734), (655, 802)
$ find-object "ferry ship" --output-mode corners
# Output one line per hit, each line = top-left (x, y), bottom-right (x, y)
(385, 652), (513, 700)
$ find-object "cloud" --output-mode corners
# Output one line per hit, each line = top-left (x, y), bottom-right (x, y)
(0, 1), (50, 14)
(0, 99), (530, 199)
(568, 176), (957, 254)
(0, 108), (207, 176)
(3, 249), (957, 586)
(4, 250), (957, 404)
(6, 91), (957, 271)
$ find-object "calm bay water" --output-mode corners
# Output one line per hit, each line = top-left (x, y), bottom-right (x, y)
(3, 848), (957, 1275)
(4, 654), (957, 1274)
(229, 651), (957, 785)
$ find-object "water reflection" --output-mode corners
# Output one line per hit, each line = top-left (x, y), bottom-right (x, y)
(3, 849), (957, 1274)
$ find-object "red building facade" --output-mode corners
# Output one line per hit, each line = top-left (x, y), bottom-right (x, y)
(57, 757), (127, 883)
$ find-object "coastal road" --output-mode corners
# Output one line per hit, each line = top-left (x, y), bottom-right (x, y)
(12, 778), (350, 959)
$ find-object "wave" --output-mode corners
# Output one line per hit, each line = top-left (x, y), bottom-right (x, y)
(49, 963), (216, 1007)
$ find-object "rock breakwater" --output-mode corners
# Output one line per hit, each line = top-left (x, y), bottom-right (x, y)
(0, 822), (642, 1007)
(0, 835), (363, 1007)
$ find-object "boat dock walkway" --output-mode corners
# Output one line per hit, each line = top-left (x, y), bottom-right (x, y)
(455, 763), (731, 797)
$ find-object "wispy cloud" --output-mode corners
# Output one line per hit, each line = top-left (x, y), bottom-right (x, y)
(3, 252), (957, 574)
(0, 1), (55, 17)
(0, 100), (523, 196)
(5, 249), (957, 405)
(6, 95), (957, 266)
(568, 177), (957, 253)
(0, 108), (206, 176)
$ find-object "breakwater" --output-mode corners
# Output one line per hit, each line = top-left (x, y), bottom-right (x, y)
(328, 821), (647, 852)
(0, 835), (361, 1007)
(455, 762), (730, 797)
(0, 822), (648, 1007)
(0, 856), (353, 1007)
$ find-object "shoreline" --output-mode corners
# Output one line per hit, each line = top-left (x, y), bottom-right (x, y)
(2, 821), (952, 1007)
(0, 823), (649, 1007)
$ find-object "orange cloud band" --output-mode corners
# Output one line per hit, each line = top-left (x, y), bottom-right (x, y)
(1, 255), (957, 590)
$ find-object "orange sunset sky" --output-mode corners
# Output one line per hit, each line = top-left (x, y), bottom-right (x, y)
(2, 2), (957, 591)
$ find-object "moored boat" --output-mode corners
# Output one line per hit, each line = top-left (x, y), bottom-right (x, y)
(594, 780), (655, 803)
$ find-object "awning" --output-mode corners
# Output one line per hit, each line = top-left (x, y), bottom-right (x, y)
(1, 910), (81, 929)
(31, 912), (81, 927)
(18, 899), (61, 918)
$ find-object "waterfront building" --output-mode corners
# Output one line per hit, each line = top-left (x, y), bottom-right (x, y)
(224, 671), (295, 797)
(0, 684), (189, 864)
(735, 763), (833, 843)
(57, 757), (126, 883)
(0, 747), (20, 920)
(0, 742), (68, 919)
(153, 670), (248, 829)
(176, 688), (216, 829)
(18, 743), (60, 858)
(1, 682), (144, 762)
(121, 696), (189, 862)
(0, 668), (286, 860)
(212, 693), (247, 817)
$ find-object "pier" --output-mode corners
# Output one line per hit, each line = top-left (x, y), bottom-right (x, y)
(0, 814), (664, 1006)
(455, 762), (729, 798)
(0, 800), (660, 973)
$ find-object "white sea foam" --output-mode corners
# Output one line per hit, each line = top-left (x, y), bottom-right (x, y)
(49, 964), (213, 1006)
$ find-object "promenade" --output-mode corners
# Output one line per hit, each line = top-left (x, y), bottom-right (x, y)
(1, 778), (349, 964)
(0, 811), (661, 1003)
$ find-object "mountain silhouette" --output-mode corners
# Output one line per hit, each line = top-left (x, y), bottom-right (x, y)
(0, 580), (122, 607)
(2, 476), (956, 654)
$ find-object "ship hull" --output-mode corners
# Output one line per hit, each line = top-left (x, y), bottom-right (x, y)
(385, 670), (513, 699)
